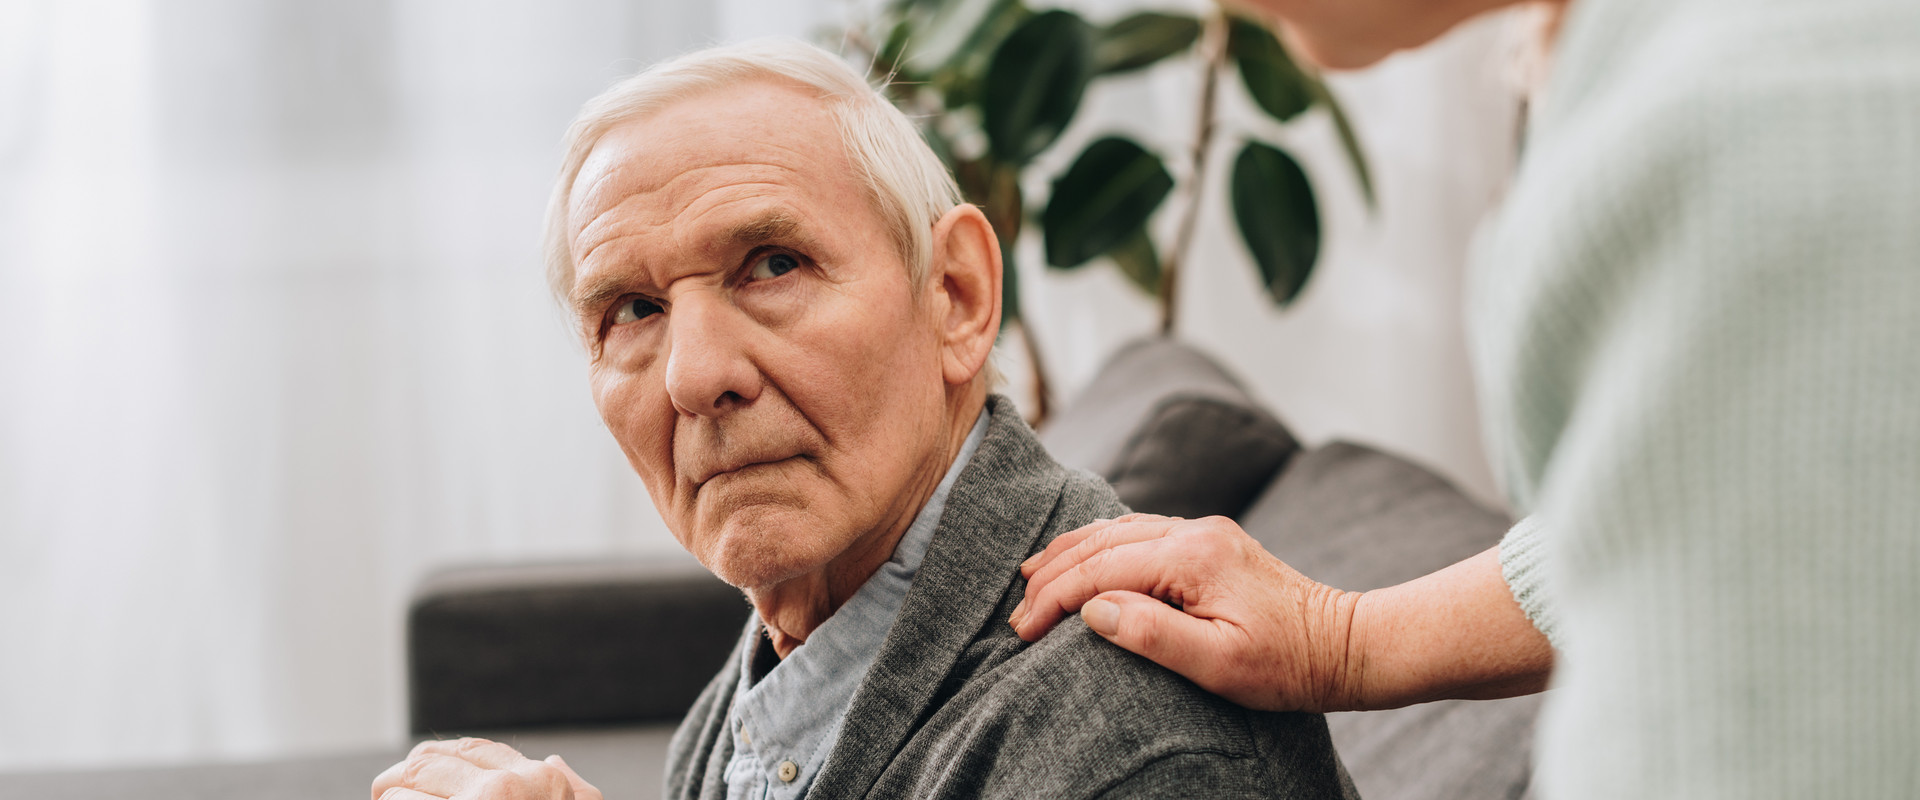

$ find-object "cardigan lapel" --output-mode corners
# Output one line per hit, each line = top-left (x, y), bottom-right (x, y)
(685, 620), (750, 800)
(806, 395), (1065, 798)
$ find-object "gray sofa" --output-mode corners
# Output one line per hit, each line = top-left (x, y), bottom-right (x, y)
(5, 338), (1540, 799)
(1038, 338), (1544, 800)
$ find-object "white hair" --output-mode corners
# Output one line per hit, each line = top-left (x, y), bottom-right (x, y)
(541, 37), (965, 303)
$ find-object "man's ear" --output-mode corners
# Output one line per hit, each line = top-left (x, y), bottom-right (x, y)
(928, 204), (1002, 388)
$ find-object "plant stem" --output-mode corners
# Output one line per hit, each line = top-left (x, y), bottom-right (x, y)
(1019, 321), (1051, 424)
(1159, 9), (1229, 336)
(991, 170), (1050, 425)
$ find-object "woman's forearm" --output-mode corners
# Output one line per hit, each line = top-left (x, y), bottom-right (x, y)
(1344, 546), (1554, 710)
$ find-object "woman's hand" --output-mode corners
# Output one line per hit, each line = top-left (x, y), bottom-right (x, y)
(1224, 0), (1528, 70)
(1009, 514), (1365, 713)
(1010, 514), (1555, 713)
(372, 738), (603, 800)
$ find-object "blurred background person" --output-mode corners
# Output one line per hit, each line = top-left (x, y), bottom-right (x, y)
(1017, 1), (1920, 798)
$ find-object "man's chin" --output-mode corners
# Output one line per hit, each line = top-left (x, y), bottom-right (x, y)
(699, 547), (828, 591)
(679, 489), (839, 589)
(686, 517), (838, 591)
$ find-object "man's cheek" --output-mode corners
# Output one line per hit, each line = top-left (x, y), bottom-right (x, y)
(595, 376), (668, 457)
(604, 414), (675, 516)
(634, 442), (679, 504)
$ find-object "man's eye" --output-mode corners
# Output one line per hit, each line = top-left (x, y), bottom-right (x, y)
(611, 297), (663, 325)
(748, 252), (800, 281)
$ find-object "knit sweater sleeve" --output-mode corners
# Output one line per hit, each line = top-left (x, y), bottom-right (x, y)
(1495, 515), (1557, 648)
(1466, 2), (1920, 796)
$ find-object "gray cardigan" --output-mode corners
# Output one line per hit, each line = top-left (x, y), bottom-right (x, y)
(664, 396), (1357, 799)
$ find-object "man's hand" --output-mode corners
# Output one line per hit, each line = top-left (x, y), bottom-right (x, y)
(1009, 513), (1365, 713)
(371, 738), (603, 800)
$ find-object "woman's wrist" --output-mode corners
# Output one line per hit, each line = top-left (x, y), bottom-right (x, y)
(1345, 582), (1447, 710)
(1337, 547), (1555, 711)
(1297, 580), (1369, 713)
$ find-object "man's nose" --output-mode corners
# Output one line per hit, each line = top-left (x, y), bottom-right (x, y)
(662, 292), (761, 418)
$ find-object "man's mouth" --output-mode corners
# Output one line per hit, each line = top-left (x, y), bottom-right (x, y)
(693, 455), (797, 488)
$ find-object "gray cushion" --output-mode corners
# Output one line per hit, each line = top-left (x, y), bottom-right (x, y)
(1040, 337), (1298, 520)
(1243, 442), (1511, 590)
(409, 554), (746, 733)
(1240, 441), (1541, 800)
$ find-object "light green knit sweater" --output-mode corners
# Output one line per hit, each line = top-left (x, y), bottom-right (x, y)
(1475, 0), (1920, 796)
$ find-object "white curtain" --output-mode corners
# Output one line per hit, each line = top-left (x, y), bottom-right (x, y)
(0, 0), (775, 771)
(0, 0), (1521, 772)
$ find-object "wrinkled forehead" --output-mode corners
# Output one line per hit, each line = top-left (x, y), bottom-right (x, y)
(566, 79), (861, 237)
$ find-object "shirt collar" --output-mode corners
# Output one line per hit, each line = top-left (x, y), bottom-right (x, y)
(726, 410), (989, 797)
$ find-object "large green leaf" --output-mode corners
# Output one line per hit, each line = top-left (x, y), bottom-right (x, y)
(1227, 16), (1313, 123)
(1106, 228), (1162, 295)
(1231, 140), (1320, 305)
(983, 10), (1094, 164)
(1094, 12), (1201, 75)
(1000, 239), (1022, 327)
(1312, 78), (1376, 208)
(878, 17), (917, 79)
(1043, 136), (1173, 268)
(921, 125), (955, 174)
(935, 1), (1034, 111)
(980, 160), (1025, 328)
(901, 0), (1021, 73)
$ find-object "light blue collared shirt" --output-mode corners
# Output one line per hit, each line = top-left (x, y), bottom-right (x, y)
(720, 412), (988, 800)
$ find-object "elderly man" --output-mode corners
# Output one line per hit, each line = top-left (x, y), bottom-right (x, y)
(373, 39), (1354, 800)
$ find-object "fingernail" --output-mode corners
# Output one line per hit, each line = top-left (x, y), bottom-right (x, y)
(1009, 599), (1027, 624)
(1019, 552), (1043, 573)
(1083, 598), (1120, 636)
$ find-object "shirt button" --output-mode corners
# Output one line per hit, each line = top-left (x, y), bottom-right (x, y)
(777, 760), (799, 783)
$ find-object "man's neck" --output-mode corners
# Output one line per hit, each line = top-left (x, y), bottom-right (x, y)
(749, 390), (987, 658)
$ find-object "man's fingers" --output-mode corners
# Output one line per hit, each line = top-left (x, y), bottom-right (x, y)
(373, 759), (409, 800)
(408, 737), (528, 770)
(546, 755), (603, 800)
(375, 739), (539, 800)
(376, 788), (444, 800)
(372, 740), (592, 800)
(1011, 535), (1195, 641)
(1079, 590), (1234, 687)
(1019, 514), (1169, 577)
(373, 751), (496, 799)
(399, 754), (489, 797)
(545, 754), (579, 779)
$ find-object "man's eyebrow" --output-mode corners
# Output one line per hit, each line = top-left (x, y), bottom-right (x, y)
(570, 212), (814, 319)
(722, 212), (806, 248)
(571, 274), (633, 322)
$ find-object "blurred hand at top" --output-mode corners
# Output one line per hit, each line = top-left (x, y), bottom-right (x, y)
(1225, 0), (1542, 70)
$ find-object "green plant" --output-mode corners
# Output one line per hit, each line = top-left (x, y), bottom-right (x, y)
(840, 0), (1371, 421)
